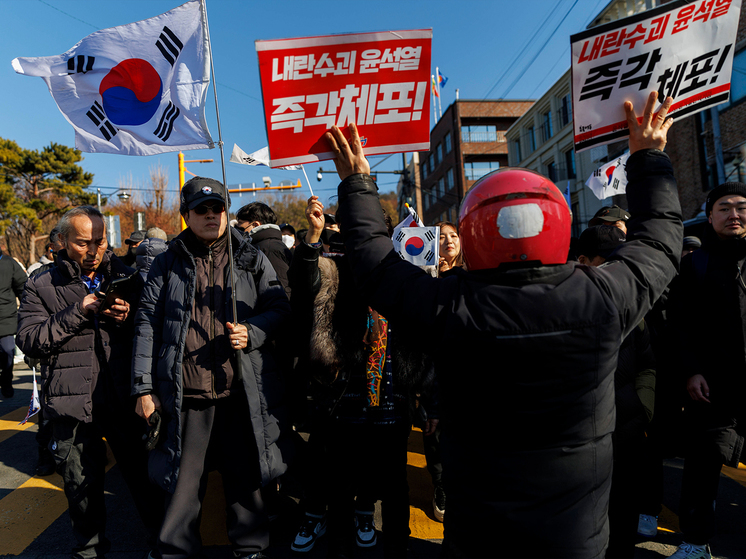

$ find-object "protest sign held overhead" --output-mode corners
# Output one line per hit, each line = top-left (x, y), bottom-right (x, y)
(256, 29), (432, 167)
(12, 0), (213, 156)
(571, 0), (741, 153)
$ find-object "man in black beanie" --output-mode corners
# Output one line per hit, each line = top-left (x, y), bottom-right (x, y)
(666, 182), (746, 559)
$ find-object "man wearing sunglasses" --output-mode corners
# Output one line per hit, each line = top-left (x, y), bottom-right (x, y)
(132, 177), (292, 559)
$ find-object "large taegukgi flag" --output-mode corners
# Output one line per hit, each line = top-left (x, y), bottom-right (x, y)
(11, 0), (213, 156)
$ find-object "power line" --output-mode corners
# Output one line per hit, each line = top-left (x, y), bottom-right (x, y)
(480, 0), (564, 100)
(501, 0), (580, 98)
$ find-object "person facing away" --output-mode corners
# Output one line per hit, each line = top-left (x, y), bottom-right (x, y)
(326, 91), (682, 558)
(132, 177), (292, 559)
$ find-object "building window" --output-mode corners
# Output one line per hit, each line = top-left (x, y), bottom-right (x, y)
(447, 168), (454, 190)
(461, 125), (498, 143)
(546, 161), (557, 182)
(445, 132), (452, 153)
(424, 190), (430, 210)
(437, 142), (443, 166)
(514, 139), (521, 163)
(422, 159), (428, 180)
(465, 161), (500, 181)
(527, 126), (536, 152)
(437, 177), (445, 198)
(542, 110), (553, 142)
(560, 93), (573, 127)
(564, 149), (576, 179)
(720, 48), (746, 111)
(428, 157), (433, 173)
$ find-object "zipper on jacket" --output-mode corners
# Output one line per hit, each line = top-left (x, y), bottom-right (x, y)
(209, 247), (216, 399)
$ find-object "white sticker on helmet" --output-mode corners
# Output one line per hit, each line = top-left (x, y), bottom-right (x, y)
(496, 203), (544, 239)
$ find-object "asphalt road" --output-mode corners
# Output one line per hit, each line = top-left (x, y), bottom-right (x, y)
(1, 361), (745, 559)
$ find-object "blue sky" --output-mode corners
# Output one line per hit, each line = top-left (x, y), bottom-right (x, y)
(1, 0), (607, 211)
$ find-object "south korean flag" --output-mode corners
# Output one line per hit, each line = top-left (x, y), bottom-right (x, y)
(12, 0), (213, 156)
(395, 226), (439, 268)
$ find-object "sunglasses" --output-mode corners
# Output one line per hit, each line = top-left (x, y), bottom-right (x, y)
(193, 202), (225, 215)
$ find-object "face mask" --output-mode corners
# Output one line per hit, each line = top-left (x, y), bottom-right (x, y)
(282, 235), (294, 249)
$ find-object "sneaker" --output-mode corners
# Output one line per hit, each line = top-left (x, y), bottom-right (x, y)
(637, 513), (658, 537)
(433, 485), (445, 522)
(669, 543), (712, 559)
(291, 513), (327, 553)
(354, 511), (377, 548)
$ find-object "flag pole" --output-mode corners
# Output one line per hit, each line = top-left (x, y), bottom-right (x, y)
(200, 0), (240, 364)
(435, 66), (443, 118)
(300, 165), (315, 198)
(431, 75), (437, 125)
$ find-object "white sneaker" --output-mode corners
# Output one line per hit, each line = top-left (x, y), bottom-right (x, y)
(669, 542), (711, 559)
(354, 511), (377, 548)
(637, 513), (658, 537)
(291, 513), (327, 553)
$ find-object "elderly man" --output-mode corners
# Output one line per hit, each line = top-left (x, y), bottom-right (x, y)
(16, 205), (162, 558)
(132, 177), (292, 559)
(327, 91), (682, 558)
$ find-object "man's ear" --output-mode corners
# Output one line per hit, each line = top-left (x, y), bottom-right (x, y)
(578, 254), (590, 265)
(708, 211), (712, 224)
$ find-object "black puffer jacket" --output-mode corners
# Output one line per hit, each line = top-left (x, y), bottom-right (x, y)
(131, 228), (292, 494)
(135, 238), (168, 282)
(667, 226), (746, 465)
(336, 149), (682, 559)
(0, 250), (26, 338)
(249, 224), (292, 298)
(16, 250), (136, 421)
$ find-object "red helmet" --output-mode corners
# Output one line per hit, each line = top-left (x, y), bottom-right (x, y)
(458, 168), (571, 271)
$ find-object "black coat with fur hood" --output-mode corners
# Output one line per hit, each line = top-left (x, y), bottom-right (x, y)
(288, 240), (430, 422)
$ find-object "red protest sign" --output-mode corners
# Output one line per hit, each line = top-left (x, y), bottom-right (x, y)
(256, 30), (432, 167)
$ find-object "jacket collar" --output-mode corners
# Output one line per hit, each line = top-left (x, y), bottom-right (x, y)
(56, 249), (115, 282)
(249, 223), (282, 242)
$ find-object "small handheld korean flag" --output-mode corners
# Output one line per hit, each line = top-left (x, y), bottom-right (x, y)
(12, 0), (213, 156)
(586, 152), (630, 201)
(230, 144), (302, 170)
(394, 226), (439, 267)
(19, 367), (41, 426)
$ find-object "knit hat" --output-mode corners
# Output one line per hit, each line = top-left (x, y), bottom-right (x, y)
(705, 182), (746, 215)
(578, 225), (626, 260)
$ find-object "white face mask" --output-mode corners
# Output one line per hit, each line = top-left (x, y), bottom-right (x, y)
(282, 235), (295, 249)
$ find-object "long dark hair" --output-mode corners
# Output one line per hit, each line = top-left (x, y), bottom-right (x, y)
(434, 220), (464, 273)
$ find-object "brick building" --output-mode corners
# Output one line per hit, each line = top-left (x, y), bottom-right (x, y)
(666, 0), (746, 223)
(406, 99), (533, 225)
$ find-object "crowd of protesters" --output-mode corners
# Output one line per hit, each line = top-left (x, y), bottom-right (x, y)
(0, 92), (744, 559)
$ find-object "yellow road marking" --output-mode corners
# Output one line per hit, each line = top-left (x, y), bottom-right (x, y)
(722, 462), (746, 489)
(407, 428), (444, 540)
(658, 504), (680, 534)
(0, 441), (115, 556)
(0, 407), (37, 444)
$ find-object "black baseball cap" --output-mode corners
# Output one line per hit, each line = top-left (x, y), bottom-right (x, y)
(280, 223), (296, 235)
(180, 176), (230, 214)
(125, 230), (146, 245)
(589, 205), (631, 226)
(578, 225), (626, 259)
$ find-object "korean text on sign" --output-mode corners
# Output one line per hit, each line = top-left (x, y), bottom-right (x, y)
(256, 30), (432, 167)
(571, 0), (740, 152)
